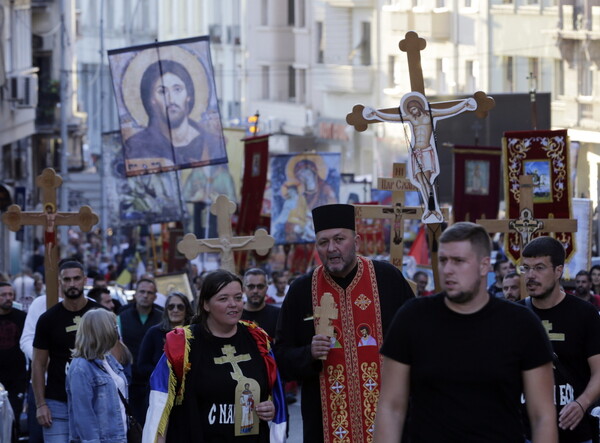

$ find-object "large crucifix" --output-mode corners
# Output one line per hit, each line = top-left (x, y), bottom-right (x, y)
(346, 31), (495, 225)
(177, 194), (275, 273)
(477, 175), (577, 252)
(1, 168), (99, 309)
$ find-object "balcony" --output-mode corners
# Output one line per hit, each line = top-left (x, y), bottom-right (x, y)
(314, 64), (373, 94)
(412, 8), (452, 40)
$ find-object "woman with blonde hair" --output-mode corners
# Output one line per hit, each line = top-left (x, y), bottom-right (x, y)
(66, 309), (128, 442)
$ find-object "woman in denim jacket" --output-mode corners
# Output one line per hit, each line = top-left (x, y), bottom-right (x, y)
(67, 309), (128, 443)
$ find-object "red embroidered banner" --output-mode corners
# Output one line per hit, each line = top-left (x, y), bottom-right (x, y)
(503, 129), (574, 262)
(452, 145), (501, 222)
(237, 135), (269, 235)
(312, 257), (383, 443)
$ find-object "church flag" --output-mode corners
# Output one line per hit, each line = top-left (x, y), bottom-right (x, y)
(452, 145), (501, 222)
(503, 129), (574, 262)
(270, 153), (341, 245)
(237, 135), (269, 236)
(108, 36), (227, 177)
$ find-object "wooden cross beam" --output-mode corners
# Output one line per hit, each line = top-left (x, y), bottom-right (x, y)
(1, 168), (99, 309)
(177, 194), (275, 273)
(477, 175), (577, 248)
(314, 292), (338, 361)
(355, 163), (447, 292)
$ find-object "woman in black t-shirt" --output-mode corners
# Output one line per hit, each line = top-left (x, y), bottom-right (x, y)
(152, 270), (278, 442)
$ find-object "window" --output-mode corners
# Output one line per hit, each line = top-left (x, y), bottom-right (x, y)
(288, 0), (295, 26)
(288, 66), (296, 101)
(359, 22), (371, 66)
(388, 55), (397, 88)
(437, 58), (448, 94)
(297, 68), (306, 103)
(581, 63), (593, 96)
(465, 60), (477, 92)
(295, 0), (306, 28)
(554, 59), (564, 97)
(504, 56), (514, 92)
(262, 66), (270, 100)
(316, 21), (324, 64)
(261, 0), (268, 26)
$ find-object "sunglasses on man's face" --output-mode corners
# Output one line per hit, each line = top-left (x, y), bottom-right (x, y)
(246, 284), (266, 291)
(167, 304), (185, 312)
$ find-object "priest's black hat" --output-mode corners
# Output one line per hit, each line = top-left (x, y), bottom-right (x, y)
(312, 204), (356, 233)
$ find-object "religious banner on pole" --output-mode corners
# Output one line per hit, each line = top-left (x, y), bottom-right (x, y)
(108, 35), (227, 176)
(238, 135), (269, 236)
(503, 129), (574, 262)
(104, 132), (185, 227)
(564, 198), (593, 279)
(452, 145), (501, 222)
(270, 153), (340, 245)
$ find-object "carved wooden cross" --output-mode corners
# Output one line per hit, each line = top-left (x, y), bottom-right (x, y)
(1, 168), (99, 309)
(314, 292), (338, 359)
(355, 163), (447, 292)
(177, 194), (275, 273)
(213, 344), (251, 382)
(477, 175), (577, 246)
(477, 175), (577, 298)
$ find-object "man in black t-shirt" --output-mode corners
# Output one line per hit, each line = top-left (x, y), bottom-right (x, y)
(521, 237), (600, 443)
(0, 281), (27, 436)
(375, 222), (557, 442)
(241, 268), (280, 339)
(32, 261), (99, 442)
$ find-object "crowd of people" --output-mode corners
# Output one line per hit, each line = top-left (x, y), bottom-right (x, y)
(1, 203), (600, 442)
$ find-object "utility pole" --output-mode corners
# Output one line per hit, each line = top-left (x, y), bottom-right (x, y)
(99, 0), (107, 254)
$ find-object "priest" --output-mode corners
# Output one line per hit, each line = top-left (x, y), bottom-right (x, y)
(275, 203), (415, 443)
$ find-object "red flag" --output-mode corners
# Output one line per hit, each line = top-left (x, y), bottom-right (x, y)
(408, 225), (429, 265)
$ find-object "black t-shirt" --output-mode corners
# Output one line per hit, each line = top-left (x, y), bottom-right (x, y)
(382, 293), (553, 443)
(33, 299), (100, 402)
(166, 324), (269, 442)
(522, 294), (600, 442)
(241, 304), (280, 339)
(0, 308), (27, 382)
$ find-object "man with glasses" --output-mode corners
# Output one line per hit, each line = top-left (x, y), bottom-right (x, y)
(241, 268), (280, 339)
(32, 261), (100, 442)
(118, 278), (162, 425)
(521, 236), (600, 443)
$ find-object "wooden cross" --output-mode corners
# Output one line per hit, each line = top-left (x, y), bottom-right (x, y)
(477, 175), (577, 246)
(345, 31), (494, 290)
(177, 194), (275, 273)
(314, 292), (338, 359)
(354, 163), (447, 292)
(477, 175), (577, 298)
(1, 168), (99, 309)
(213, 344), (251, 381)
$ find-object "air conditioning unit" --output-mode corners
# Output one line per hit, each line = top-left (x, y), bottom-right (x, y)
(8, 75), (38, 108)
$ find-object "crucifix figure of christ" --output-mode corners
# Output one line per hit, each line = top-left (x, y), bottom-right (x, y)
(346, 31), (495, 225)
(477, 175), (577, 249)
(314, 292), (338, 360)
(177, 194), (275, 273)
(1, 168), (99, 309)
